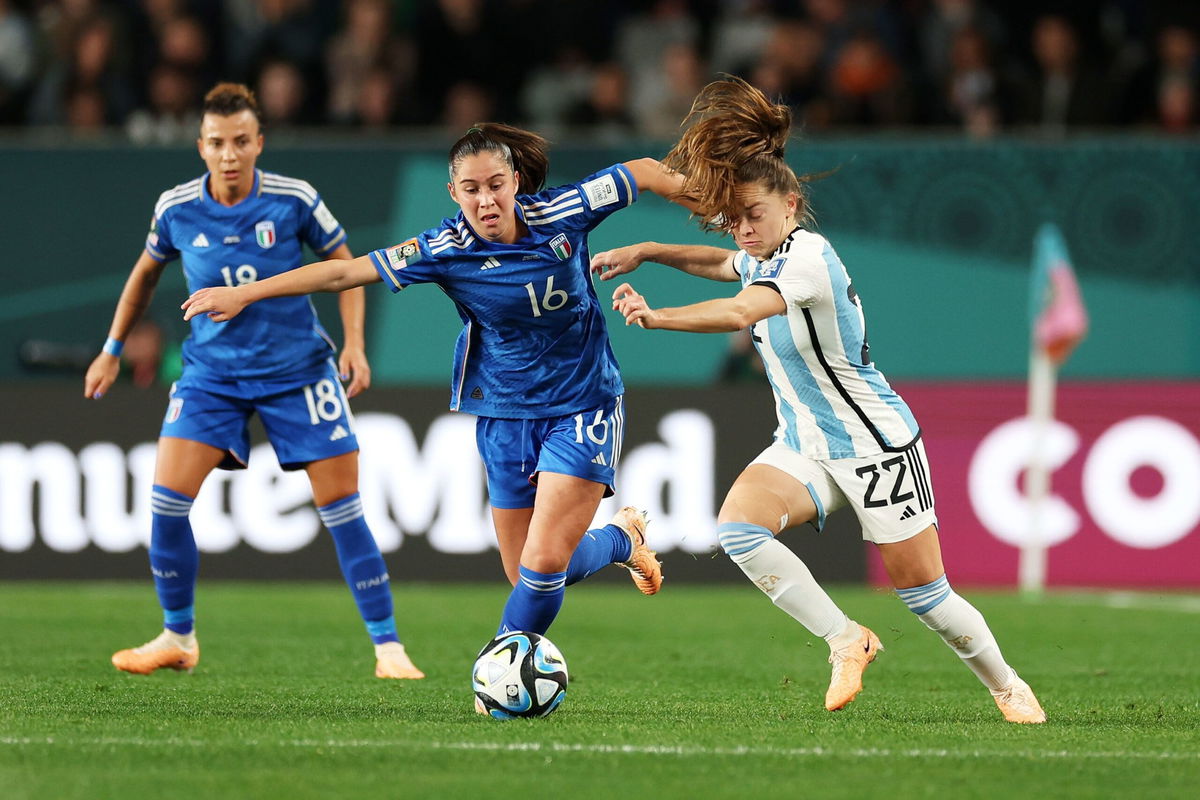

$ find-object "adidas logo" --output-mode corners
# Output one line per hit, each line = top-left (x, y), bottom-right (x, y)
(192, 233), (210, 247)
(470, 387), (484, 399)
(591, 453), (607, 466)
(328, 425), (349, 441)
(899, 505), (916, 520)
(480, 256), (501, 270)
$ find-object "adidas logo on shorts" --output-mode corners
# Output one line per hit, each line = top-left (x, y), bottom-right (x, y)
(899, 505), (916, 520)
(329, 425), (349, 441)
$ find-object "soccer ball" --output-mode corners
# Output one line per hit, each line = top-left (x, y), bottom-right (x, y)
(472, 631), (568, 719)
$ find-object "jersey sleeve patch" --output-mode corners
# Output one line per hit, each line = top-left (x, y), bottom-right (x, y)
(313, 201), (340, 234)
(581, 174), (619, 210)
(384, 238), (422, 270)
(758, 257), (786, 279)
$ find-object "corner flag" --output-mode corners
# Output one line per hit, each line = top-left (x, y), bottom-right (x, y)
(1020, 223), (1087, 596)
(1029, 224), (1088, 364)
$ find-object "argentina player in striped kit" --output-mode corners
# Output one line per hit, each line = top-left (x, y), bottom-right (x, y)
(603, 77), (1045, 723)
(184, 124), (699, 703)
(84, 83), (422, 680)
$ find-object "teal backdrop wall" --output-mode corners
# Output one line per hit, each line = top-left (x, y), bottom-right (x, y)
(2, 137), (1196, 384)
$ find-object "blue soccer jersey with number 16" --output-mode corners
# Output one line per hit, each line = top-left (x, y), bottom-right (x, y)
(369, 163), (638, 419)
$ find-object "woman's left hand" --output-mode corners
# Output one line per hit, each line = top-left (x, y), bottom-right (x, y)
(338, 345), (372, 398)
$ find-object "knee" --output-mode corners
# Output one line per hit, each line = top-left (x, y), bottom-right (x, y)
(716, 522), (774, 562)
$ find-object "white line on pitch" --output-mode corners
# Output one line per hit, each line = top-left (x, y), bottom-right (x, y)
(1, 737), (1195, 761)
(1039, 592), (1200, 614)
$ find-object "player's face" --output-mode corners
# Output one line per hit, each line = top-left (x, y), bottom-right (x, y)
(730, 184), (798, 259)
(197, 110), (264, 201)
(448, 151), (521, 244)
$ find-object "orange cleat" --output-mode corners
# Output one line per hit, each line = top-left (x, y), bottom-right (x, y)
(374, 642), (425, 679)
(611, 507), (662, 595)
(111, 630), (199, 675)
(992, 673), (1047, 724)
(825, 624), (883, 711)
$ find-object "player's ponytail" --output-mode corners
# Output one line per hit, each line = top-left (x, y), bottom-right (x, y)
(448, 123), (550, 193)
(201, 82), (263, 126)
(664, 76), (811, 232)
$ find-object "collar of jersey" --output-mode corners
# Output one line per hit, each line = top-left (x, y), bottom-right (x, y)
(199, 169), (262, 212)
(759, 224), (803, 262)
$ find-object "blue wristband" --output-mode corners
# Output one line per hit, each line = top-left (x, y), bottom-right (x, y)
(103, 337), (124, 357)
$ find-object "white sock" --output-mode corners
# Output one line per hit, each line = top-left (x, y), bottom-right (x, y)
(915, 590), (1014, 692)
(719, 524), (850, 641)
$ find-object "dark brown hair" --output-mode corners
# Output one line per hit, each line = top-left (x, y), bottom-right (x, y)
(664, 76), (812, 232)
(448, 123), (550, 193)
(201, 82), (263, 125)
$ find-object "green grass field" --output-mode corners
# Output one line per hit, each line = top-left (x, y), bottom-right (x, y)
(2, 581), (1197, 799)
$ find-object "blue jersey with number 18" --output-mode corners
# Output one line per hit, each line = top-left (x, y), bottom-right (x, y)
(369, 163), (638, 419)
(146, 169), (348, 386)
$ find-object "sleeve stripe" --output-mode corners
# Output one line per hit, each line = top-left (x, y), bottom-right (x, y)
(527, 207), (585, 226)
(370, 250), (403, 290)
(316, 229), (347, 254)
(525, 197), (582, 220)
(261, 174), (318, 204)
(615, 165), (636, 206)
(523, 189), (582, 212)
(261, 185), (318, 207)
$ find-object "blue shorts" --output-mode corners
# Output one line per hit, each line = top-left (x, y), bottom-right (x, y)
(476, 395), (625, 509)
(160, 361), (359, 471)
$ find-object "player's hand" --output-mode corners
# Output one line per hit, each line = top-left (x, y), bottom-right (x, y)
(181, 287), (247, 322)
(611, 282), (658, 329)
(83, 352), (120, 399)
(338, 345), (371, 398)
(590, 245), (645, 280)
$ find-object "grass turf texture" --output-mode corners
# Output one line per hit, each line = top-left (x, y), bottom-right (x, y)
(1, 582), (1197, 799)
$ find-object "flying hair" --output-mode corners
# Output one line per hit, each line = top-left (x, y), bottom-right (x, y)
(663, 76), (813, 232)
(448, 123), (550, 193)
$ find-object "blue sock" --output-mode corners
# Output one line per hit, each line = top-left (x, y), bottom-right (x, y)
(498, 566), (567, 635)
(565, 524), (633, 586)
(149, 485), (198, 635)
(318, 493), (399, 645)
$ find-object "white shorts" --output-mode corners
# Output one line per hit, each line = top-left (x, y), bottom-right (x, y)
(750, 438), (938, 544)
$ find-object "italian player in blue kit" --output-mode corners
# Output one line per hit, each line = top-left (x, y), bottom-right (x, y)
(184, 124), (695, 680)
(84, 83), (423, 680)
(602, 77), (1045, 723)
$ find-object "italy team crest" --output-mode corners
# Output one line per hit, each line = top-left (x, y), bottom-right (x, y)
(550, 233), (571, 261)
(255, 220), (276, 248)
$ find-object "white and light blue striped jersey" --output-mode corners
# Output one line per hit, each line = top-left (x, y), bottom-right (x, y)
(146, 169), (348, 386)
(369, 164), (638, 418)
(735, 227), (919, 459)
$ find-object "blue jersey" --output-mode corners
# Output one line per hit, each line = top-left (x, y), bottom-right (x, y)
(145, 169), (349, 386)
(369, 164), (638, 419)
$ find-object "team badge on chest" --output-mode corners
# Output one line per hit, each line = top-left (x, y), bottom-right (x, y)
(255, 220), (276, 248)
(549, 233), (572, 261)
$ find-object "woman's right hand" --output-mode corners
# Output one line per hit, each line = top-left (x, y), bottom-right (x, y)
(83, 353), (120, 399)
(182, 286), (248, 323)
(590, 245), (646, 281)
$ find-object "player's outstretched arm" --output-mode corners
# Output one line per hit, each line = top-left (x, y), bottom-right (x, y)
(182, 254), (381, 323)
(623, 158), (700, 213)
(591, 241), (737, 282)
(611, 282), (785, 333)
(85, 251), (168, 400)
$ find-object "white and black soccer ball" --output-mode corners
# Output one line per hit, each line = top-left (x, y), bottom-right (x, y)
(472, 631), (568, 719)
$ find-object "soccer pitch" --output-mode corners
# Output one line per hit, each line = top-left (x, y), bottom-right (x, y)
(1, 582), (1196, 799)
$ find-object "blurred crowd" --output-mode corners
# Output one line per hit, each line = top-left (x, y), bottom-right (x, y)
(0, 0), (1197, 142)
